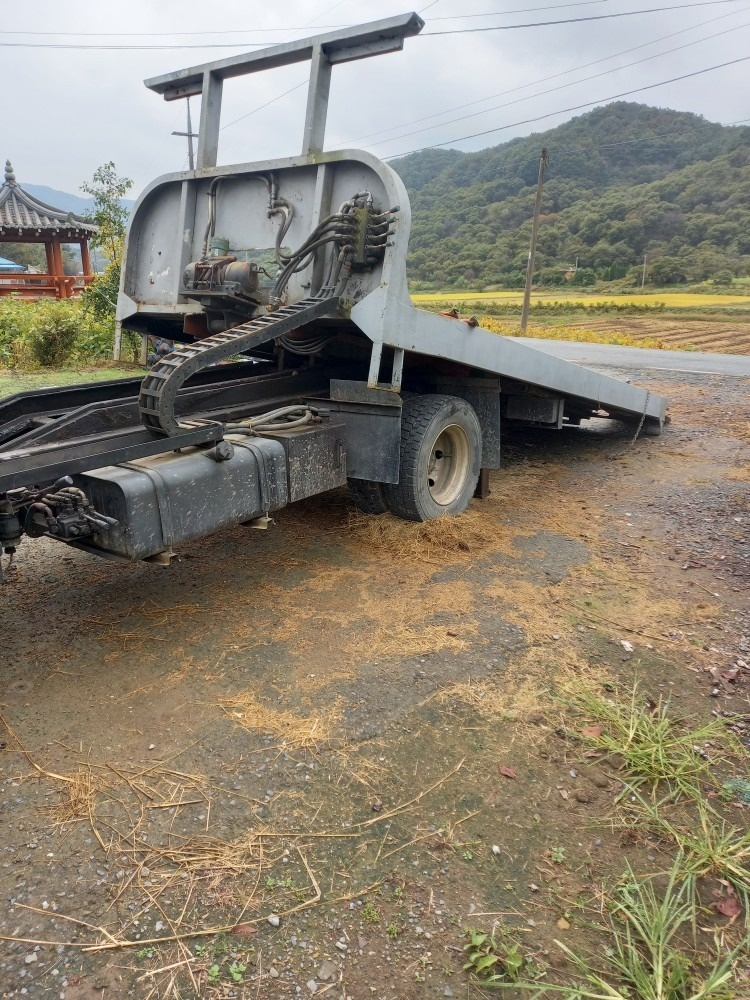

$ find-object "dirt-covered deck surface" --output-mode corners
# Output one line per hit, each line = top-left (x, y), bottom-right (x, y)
(1, 367), (748, 999)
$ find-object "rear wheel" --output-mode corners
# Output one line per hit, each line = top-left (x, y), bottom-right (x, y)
(383, 394), (481, 522)
(348, 478), (389, 515)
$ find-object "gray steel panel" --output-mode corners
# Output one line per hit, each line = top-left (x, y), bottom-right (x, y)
(319, 399), (402, 483)
(264, 423), (347, 503)
(505, 396), (565, 427)
(74, 436), (287, 561)
(351, 290), (667, 427)
(119, 153), (410, 320)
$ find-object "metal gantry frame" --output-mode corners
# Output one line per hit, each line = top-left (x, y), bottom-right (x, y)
(115, 12), (425, 362)
(144, 13), (425, 162)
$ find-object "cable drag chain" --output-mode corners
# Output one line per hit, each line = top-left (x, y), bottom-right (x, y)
(138, 295), (339, 436)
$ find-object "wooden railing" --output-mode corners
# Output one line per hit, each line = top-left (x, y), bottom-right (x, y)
(0, 273), (96, 300)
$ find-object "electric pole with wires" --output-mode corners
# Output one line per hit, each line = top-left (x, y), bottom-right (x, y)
(172, 97), (198, 171)
(520, 147), (548, 333)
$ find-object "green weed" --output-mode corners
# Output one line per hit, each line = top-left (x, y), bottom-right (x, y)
(228, 961), (246, 983)
(463, 927), (528, 984)
(362, 900), (381, 924)
(575, 686), (729, 801)
(484, 860), (741, 998)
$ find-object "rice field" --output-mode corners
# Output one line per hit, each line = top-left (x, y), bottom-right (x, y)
(411, 290), (750, 308)
(411, 288), (750, 354)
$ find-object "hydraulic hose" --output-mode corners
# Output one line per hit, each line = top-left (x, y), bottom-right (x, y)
(225, 404), (318, 434)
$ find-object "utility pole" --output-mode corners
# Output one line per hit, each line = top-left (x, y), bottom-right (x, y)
(172, 96), (198, 171)
(520, 148), (548, 332)
(640, 252), (648, 289)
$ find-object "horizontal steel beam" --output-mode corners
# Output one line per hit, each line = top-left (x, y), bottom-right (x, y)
(0, 422), (223, 493)
(145, 12), (424, 100)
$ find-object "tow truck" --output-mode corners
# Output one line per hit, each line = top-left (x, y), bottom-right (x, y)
(0, 12), (666, 571)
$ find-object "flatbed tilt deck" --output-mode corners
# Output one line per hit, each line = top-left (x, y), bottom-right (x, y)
(0, 13), (666, 571)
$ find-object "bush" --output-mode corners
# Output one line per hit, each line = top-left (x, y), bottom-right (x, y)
(570, 267), (596, 286)
(712, 270), (733, 286)
(536, 267), (565, 286)
(0, 297), (117, 369)
(27, 301), (80, 366)
(81, 262), (121, 321)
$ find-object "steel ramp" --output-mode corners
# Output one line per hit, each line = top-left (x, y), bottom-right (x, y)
(352, 293), (667, 432)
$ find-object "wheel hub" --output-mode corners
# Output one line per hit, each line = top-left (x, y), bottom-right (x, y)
(427, 423), (470, 506)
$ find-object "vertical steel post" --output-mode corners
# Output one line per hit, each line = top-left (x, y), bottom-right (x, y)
(302, 44), (332, 155)
(520, 148), (548, 333)
(197, 72), (223, 169)
(367, 342), (383, 387)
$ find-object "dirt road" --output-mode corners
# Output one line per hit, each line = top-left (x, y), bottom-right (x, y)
(1, 365), (748, 999)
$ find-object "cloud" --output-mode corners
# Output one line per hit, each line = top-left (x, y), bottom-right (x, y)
(3, 0), (748, 196)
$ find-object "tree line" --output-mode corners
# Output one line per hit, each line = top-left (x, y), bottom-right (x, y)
(393, 102), (750, 289)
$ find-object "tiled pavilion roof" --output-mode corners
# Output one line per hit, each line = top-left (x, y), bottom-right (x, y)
(0, 160), (98, 239)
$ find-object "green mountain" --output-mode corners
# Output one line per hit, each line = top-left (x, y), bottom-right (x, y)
(391, 102), (750, 288)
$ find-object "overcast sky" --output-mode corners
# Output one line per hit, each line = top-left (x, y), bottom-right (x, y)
(3, 0), (749, 197)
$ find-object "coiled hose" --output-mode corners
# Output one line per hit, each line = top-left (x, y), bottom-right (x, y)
(225, 404), (319, 436)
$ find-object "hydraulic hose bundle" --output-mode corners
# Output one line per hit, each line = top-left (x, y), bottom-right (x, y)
(271, 202), (359, 303)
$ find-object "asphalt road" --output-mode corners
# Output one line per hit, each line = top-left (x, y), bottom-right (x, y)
(515, 337), (750, 376)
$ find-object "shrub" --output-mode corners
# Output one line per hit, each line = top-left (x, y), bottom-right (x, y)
(570, 267), (596, 286)
(27, 301), (80, 366)
(0, 297), (117, 369)
(712, 270), (733, 286)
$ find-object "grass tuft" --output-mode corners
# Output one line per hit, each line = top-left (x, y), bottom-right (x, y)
(640, 800), (750, 926)
(574, 685), (730, 801)
(484, 859), (741, 999)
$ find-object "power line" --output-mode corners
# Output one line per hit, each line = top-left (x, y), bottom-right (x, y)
(384, 54), (750, 158)
(0, 1), (613, 36)
(362, 17), (750, 148)
(221, 80), (308, 130)
(3, 0), (746, 48)
(0, 39), (280, 50)
(341, 5), (747, 145)
(429, 0), (610, 15)
(422, 0), (747, 32)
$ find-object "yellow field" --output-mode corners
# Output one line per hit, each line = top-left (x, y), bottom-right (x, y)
(411, 291), (750, 308)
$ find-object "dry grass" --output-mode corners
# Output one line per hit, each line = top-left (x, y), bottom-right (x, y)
(220, 690), (342, 750)
(142, 830), (266, 878)
(351, 619), (478, 659)
(343, 509), (495, 564)
(50, 766), (99, 824)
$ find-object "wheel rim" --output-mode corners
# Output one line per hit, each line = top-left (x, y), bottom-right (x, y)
(427, 423), (471, 506)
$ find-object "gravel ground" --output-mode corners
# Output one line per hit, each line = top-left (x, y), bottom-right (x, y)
(1, 366), (748, 999)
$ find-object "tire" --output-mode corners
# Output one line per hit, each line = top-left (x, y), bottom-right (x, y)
(348, 478), (389, 515)
(383, 394), (481, 522)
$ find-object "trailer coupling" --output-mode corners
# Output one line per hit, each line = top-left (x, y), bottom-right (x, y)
(0, 477), (118, 578)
